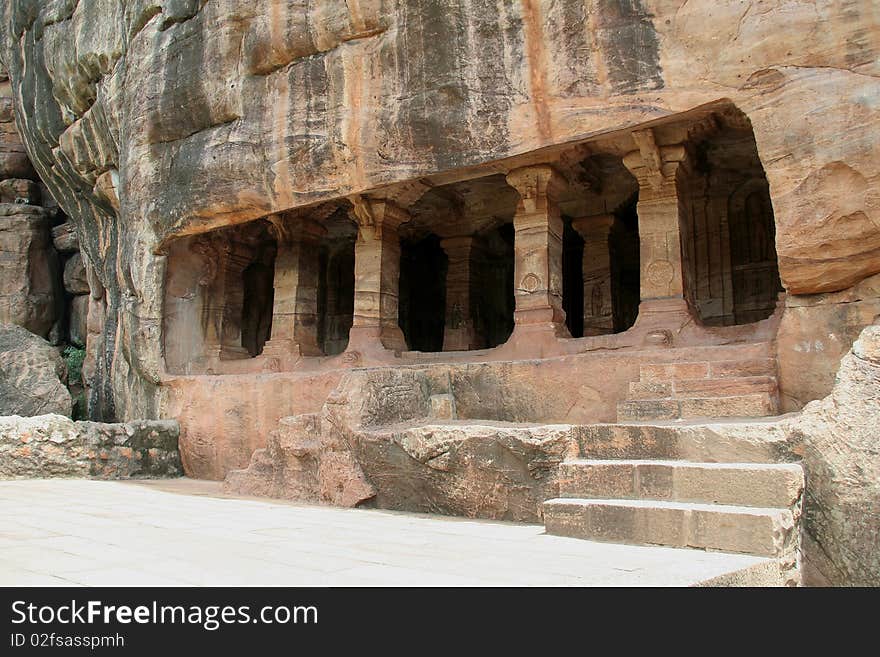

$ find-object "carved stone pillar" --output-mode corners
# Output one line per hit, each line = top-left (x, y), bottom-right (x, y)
(623, 130), (692, 308)
(191, 234), (227, 365)
(572, 214), (614, 335)
(219, 242), (254, 360)
(440, 236), (478, 351)
(263, 215), (327, 358)
(505, 165), (569, 337)
(347, 197), (410, 352)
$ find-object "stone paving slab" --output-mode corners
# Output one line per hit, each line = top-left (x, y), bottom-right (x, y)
(0, 479), (779, 586)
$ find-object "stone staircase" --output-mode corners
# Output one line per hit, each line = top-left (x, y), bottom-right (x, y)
(617, 352), (779, 421)
(543, 422), (803, 585)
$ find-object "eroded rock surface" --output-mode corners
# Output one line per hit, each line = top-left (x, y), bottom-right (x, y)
(783, 324), (880, 586)
(0, 204), (61, 337)
(0, 2), (876, 420)
(225, 368), (571, 521)
(0, 323), (71, 417)
(0, 414), (181, 479)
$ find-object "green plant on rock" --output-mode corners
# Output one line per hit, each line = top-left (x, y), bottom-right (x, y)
(62, 345), (86, 387)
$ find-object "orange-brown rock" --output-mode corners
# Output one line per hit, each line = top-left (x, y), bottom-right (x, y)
(225, 368), (571, 521)
(1, 2), (878, 586)
(0, 204), (61, 338)
(1, 2), (876, 422)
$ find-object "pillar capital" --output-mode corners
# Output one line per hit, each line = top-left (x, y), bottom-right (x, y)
(623, 130), (691, 196)
(347, 195), (411, 237)
(268, 211), (328, 244)
(506, 164), (566, 213)
(439, 235), (475, 254)
(571, 214), (615, 240)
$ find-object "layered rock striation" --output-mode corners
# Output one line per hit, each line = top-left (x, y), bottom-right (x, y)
(0, 1), (875, 420)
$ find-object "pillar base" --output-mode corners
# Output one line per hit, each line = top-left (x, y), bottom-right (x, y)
(220, 345), (251, 361)
(442, 326), (479, 352)
(346, 325), (407, 354)
(632, 298), (696, 337)
(260, 338), (303, 368)
(503, 321), (570, 357)
(514, 306), (569, 333)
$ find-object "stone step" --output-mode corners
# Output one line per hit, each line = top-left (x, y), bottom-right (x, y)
(627, 376), (776, 400)
(617, 392), (777, 421)
(617, 399), (681, 421)
(640, 362), (711, 382)
(627, 381), (673, 400)
(543, 498), (796, 557)
(678, 393), (777, 418)
(570, 421), (787, 462)
(709, 358), (776, 379)
(558, 459), (804, 508)
(638, 356), (776, 383)
(672, 375), (776, 397)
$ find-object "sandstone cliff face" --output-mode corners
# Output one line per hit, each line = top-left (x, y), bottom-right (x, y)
(1, 1), (877, 420)
(783, 324), (880, 586)
(0, 63), (63, 340)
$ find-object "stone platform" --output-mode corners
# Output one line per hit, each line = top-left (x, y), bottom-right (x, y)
(0, 478), (787, 586)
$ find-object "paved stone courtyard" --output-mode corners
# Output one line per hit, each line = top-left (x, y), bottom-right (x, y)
(0, 479), (779, 586)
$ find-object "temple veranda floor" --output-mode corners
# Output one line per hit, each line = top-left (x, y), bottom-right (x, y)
(0, 478), (789, 586)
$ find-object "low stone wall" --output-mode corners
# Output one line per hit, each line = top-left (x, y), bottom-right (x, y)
(0, 414), (182, 479)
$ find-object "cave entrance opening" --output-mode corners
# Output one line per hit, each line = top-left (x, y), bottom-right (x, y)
(400, 174), (516, 352)
(679, 118), (783, 326)
(398, 234), (447, 352)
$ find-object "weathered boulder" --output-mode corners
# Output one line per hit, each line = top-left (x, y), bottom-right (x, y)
(350, 423), (571, 521)
(777, 273), (880, 411)
(225, 368), (571, 521)
(0, 204), (61, 337)
(0, 177), (39, 204)
(0, 92), (35, 181)
(0, 324), (71, 417)
(63, 252), (89, 295)
(783, 324), (880, 586)
(225, 413), (376, 508)
(0, 414), (182, 479)
(69, 294), (88, 348)
(51, 221), (78, 253)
